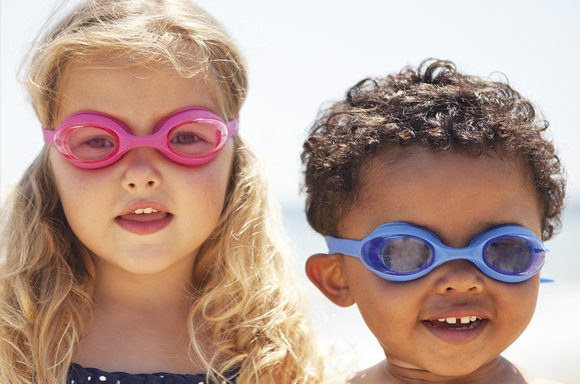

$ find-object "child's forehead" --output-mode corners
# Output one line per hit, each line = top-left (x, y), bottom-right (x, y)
(55, 59), (223, 119)
(360, 145), (526, 183)
(355, 145), (537, 213)
(62, 54), (204, 79)
(339, 145), (543, 243)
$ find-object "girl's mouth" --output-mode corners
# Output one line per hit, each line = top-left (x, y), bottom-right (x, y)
(119, 207), (169, 222)
(115, 207), (173, 234)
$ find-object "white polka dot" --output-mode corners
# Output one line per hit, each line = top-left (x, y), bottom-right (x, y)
(99, 376), (107, 381)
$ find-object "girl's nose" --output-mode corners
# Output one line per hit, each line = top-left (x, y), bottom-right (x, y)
(120, 147), (162, 191)
(432, 260), (485, 294)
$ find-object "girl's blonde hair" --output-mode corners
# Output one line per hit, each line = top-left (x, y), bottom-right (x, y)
(0, 1), (322, 383)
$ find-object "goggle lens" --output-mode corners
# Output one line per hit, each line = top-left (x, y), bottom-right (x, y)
(66, 126), (118, 161)
(379, 237), (432, 272)
(168, 121), (220, 157)
(484, 237), (534, 273)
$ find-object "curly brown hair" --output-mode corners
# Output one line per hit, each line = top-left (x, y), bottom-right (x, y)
(302, 59), (566, 240)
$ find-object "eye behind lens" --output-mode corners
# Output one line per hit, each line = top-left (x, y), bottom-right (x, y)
(484, 237), (534, 273)
(67, 126), (118, 161)
(168, 122), (221, 157)
(364, 236), (432, 274)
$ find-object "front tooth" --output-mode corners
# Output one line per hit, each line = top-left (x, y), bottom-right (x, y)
(460, 316), (470, 324)
(438, 318), (446, 322)
(143, 207), (154, 214)
(446, 317), (457, 324)
(134, 208), (144, 214)
(470, 316), (477, 322)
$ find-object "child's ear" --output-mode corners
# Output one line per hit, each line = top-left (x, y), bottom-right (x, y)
(305, 254), (355, 307)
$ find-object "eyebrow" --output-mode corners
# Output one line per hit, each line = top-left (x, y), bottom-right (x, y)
(473, 221), (524, 234)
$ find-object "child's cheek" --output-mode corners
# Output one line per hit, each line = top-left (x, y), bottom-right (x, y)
(342, 257), (424, 328)
(494, 275), (540, 341)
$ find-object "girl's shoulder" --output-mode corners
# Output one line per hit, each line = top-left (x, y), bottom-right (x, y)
(68, 363), (237, 384)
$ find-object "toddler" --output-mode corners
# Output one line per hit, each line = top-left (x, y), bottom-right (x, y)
(301, 59), (565, 383)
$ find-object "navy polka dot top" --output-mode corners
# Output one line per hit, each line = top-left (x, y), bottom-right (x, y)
(68, 363), (238, 384)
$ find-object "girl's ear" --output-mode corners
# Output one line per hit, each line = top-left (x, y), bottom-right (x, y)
(305, 254), (355, 307)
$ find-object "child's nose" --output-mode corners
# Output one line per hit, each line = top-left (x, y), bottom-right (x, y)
(432, 260), (485, 294)
(120, 147), (162, 190)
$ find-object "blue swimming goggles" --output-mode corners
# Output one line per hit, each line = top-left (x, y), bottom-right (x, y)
(326, 222), (549, 283)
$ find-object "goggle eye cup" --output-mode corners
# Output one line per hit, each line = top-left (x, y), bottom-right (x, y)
(57, 125), (120, 162)
(167, 121), (224, 157)
(364, 235), (434, 275)
(483, 236), (545, 276)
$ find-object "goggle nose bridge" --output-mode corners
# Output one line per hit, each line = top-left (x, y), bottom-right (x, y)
(425, 244), (489, 272)
(117, 129), (171, 151)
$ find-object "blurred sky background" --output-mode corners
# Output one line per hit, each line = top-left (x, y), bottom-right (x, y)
(1, 0), (579, 382)
(2, 0), (579, 207)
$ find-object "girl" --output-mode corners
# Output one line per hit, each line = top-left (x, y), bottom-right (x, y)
(0, 0), (322, 383)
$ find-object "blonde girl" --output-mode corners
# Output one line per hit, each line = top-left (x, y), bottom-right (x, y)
(0, 0), (322, 383)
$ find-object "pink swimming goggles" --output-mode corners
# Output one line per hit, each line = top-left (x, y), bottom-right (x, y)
(43, 107), (239, 169)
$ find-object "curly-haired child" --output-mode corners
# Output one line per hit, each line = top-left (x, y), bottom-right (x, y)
(302, 59), (565, 383)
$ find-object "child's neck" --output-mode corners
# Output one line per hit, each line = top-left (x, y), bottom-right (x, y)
(73, 258), (208, 374)
(379, 356), (531, 383)
(92, 258), (196, 309)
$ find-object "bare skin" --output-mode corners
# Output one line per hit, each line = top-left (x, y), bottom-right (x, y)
(73, 255), (206, 373)
(325, 357), (562, 384)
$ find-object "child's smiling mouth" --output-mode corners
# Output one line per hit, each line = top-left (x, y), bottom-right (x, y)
(421, 314), (489, 344)
(424, 316), (484, 331)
